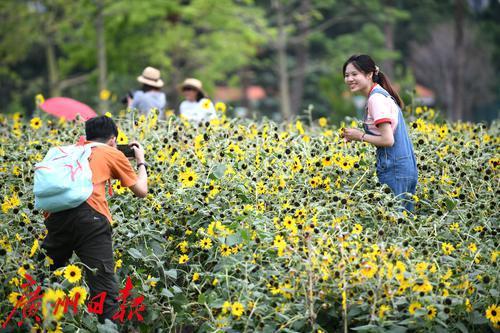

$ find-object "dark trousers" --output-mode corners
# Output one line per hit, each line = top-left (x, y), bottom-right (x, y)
(41, 202), (118, 323)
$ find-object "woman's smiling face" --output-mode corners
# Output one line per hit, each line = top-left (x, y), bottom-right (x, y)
(344, 62), (373, 95)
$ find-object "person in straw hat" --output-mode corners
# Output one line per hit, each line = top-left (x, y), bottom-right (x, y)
(129, 66), (167, 119)
(178, 78), (217, 125)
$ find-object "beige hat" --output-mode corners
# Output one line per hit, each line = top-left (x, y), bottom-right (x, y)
(180, 78), (205, 96)
(137, 66), (164, 88)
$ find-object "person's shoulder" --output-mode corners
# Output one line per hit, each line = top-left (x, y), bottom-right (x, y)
(92, 144), (125, 159)
(368, 93), (388, 105)
(180, 100), (194, 109)
(133, 90), (145, 98)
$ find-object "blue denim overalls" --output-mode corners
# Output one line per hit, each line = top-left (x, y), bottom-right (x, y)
(364, 86), (418, 211)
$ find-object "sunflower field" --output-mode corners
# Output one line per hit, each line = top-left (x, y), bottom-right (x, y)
(0, 106), (499, 333)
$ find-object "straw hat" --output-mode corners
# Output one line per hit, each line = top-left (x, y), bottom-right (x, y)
(180, 78), (205, 96)
(137, 66), (164, 88)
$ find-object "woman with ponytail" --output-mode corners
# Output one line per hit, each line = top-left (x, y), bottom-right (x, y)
(341, 54), (418, 211)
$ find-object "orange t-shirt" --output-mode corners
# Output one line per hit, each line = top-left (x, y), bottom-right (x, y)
(86, 142), (137, 224)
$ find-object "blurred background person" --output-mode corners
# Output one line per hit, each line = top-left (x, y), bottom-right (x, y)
(129, 66), (167, 119)
(179, 78), (217, 124)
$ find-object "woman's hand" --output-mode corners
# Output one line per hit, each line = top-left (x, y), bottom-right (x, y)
(342, 128), (364, 142)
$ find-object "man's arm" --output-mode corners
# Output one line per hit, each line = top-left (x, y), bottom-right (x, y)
(129, 142), (148, 197)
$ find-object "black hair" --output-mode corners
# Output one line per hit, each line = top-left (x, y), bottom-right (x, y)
(142, 84), (160, 92)
(196, 90), (205, 102)
(85, 116), (118, 142)
(343, 54), (404, 108)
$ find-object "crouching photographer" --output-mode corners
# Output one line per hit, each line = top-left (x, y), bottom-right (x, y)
(39, 116), (148, 323)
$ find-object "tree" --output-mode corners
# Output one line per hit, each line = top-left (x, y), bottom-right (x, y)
(255, 0), (408, 122)
(409, 23), (495, 120)
(0, 0), (269, 114)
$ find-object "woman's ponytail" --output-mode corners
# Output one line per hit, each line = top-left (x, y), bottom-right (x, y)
(375, 71), (404, 109)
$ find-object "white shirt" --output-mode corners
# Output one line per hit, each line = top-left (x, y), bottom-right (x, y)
(365, 93), (399, 135)
(179, 98), (217, 124)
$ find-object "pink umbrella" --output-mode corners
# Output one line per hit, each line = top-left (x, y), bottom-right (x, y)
(40, 97), (97, 121)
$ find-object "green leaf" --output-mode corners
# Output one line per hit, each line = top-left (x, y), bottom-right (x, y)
(128, 248), (142, 259)
(161, 288), (174, 298)
(240, 228), (249, 241)
(434, 327), (448, 333)
(444, 198), (457, 211)
(387, 325), (407, 333)
(165, 269), (177, 279)
(213, 164), (226, 179)
(197, 293), (206, 304)
(226, 233), (242, 246)
(347, 305), (364, 318)
(172, 285), (182, 293)
(291, 319), (306, 330)
(454, 322), (468, 333)
(471, 311), (489, 324)
(96, 319), (119, 333)
(262, 325), (278, 333)
(351, 324), (380, 332)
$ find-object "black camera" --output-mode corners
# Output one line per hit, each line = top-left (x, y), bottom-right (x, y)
(121, 91), (134, 106)
(117, 143), (138, 158)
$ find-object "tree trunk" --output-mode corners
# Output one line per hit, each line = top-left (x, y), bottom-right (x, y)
(290, 0), (311, 117)
(382, 21), (395, 79)
(381, 0), (395, 79)
(169, 54), (183, 115)
(274, 0), (291, 122)
(239, 68), (251, 111)
(96, 0), (108, 114)
(452, 0), (465, 121)
(46, 37), (60, 97)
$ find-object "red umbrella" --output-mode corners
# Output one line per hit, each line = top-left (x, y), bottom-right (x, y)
(40, 97), (97, 121)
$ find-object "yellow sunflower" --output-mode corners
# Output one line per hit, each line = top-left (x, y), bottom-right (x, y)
(215, 102), (226, 113)
(220, 244), (232, 257)
(30, 117), (42, 130)
(379, 304), (390, 318)
(116, 129), (129, 144)
(413, 278), (433, 293)
(64, 264), (82, 283)
(486, 304), (499, 324)
(360, 261), (378, 279)
(35, 94), (45, 106)
(8, 291), (27, 307)
(231, 302), (244, 317)
(179, 168), (198, 188)
(441, 242), (455, 255)
(222, 301), (232, 314)
(68, 286), (87, 306)
(201, 99), (212, 110)
(426, 306), (437, 320)
(199, 237), (213, 250)
(409, 302), (422, 315)
(179, 254), (189, 264)
(318, 117), (328, 127)
(113, 180), (127, 195)
(42, 288), (66, 320)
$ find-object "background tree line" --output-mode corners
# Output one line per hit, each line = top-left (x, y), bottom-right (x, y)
(0, 0), (498, 122)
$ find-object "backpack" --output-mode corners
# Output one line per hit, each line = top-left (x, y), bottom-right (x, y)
(34, 142), (102, 213)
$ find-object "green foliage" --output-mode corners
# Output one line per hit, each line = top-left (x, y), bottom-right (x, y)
(0, 109), (499, 332)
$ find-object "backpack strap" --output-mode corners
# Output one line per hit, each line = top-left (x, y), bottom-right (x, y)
(80, 140), (114, 196)
(369, 85), (398, 105)
(77, 136), (86, 146)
